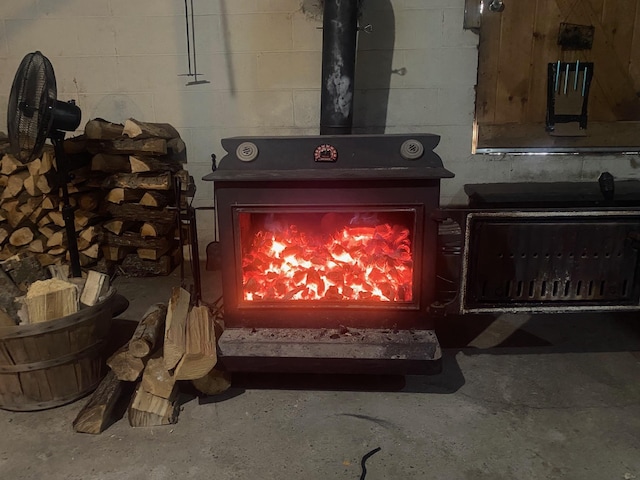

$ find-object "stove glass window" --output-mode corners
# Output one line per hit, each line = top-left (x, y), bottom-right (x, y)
(237, 209), (417, 304)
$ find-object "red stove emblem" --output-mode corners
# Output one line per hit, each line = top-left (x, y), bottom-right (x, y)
(314, 144), (338, 162)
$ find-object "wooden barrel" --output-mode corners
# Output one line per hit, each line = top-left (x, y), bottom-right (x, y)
(0, 289), (116, 411)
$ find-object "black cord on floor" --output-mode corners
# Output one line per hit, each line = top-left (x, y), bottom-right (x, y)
(359, 447), (381, 480)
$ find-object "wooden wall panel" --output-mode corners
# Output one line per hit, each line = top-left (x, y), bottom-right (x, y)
(475, 0), (640, 150)
(555, 0), (640, 120)
(630, 1), (640, 92)
(527, 0), (563, 122)
(475, 11), (503, 124)
(600, 0), (638, 68)
(493, 1), (537, 123)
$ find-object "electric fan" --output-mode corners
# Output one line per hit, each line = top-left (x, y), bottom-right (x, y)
(7, 51), (83, 277)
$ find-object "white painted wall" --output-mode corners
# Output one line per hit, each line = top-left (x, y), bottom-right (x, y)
(1, 0), (639, 253)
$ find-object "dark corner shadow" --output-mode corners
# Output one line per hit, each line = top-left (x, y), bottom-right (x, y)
(436, 311), (640, 356)
(353, 0), (395, 134)
(402, 351), (466, 394)
(186, 356), (466, 397)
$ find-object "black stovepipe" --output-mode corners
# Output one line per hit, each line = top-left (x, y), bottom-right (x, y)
(320, 0), (360, 135)
(51, 132), (82, 278)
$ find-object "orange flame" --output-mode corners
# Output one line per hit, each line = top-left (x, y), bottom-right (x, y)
(242, 222), (413, 302)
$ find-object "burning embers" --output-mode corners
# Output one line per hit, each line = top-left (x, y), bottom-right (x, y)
(240, 211), (415, 303)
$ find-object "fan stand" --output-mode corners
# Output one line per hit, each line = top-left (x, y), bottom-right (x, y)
(51, 131), (82, 278)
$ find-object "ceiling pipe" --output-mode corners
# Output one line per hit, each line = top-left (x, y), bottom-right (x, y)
(320, 0), (360, 135)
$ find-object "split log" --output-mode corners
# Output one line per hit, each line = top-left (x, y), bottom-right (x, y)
(81, 243), (101, 259)
(128, 304), (167, 358)
(19, 196), (43, 216)
(163, 287), (190, 370)
(137, 245), (170, 261)
(0, 154), (26, 175)
(77, 192), (102, 212)
(141, 352), (176, 399)
(79, 225), (101, 243)
(174, 170), (191, 191)
(175, 306), (217, 381)
(84, 119), (124, 140)
(64, 135), (88, 155)
(77, 237), (91, 251)
(28, 206), (44, 224)
(74, 210), (99, 228)
(105, 188), (144, 205)
(9, 226), (34, 247)
(0, 267), (22, 323)
(191, 369), (232, 396)
(27, 237), (45, 253)
(38, 226), (57, 239)
(0, 226), (10, 245)
(122, 119), (180, 140)
(104, 232), (169, 250)
(68, 165), (91, 185)
(41, 196), (59, 210)
(6, 210), (28, 229)
(88, 137), (167, 156)
(140, 222), (173, 238)
(119, 253), (174, 277)
(102, 246), (131, 262)
(40, 148), (55, 173)
(36, 253), (59, 267)
(80, 270), (109, 306)
(139, 191), (170, 209)
(100, 172), (172, 191)
(3, 170), (29, 198)
(103, 203), (176, 224)
(48, 210), (66, 228)
(35, 174), (53, 194)
(46, 230), (66, 248)
(72, 371), (125, 435)
(130, 156), (180, 174)
(23, 278), (79, 323)
(103, 220), (137, 236)
(2, 254), (48, 291)
(48, 246), (67, 256)
(0, 198), (19, 213)
(23, 175), (41, 197)
(48, 264), (70, 280)
(107, 345), (146, 382)
(166, 137), (187, 163)
(128, 383), (178, 427)
(26, 158), (41, 176)
(0, 244), (18, 261)
(0, 175), (7, 188)
(90, 153), (131, 173)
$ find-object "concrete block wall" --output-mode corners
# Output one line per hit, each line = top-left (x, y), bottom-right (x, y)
(0, 0), (639, 256)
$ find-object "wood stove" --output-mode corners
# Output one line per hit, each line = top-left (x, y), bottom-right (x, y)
(204, 134), (453, 374)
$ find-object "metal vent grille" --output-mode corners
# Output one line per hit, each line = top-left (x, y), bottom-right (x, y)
(465, 216), (640, 308)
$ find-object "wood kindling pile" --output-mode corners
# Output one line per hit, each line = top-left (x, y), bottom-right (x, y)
(0, 255), (110, 326)
(82, 118), (191, 277)
(75, 287), (225, 433)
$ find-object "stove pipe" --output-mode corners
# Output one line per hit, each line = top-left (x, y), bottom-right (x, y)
(320, 0), (359, 135)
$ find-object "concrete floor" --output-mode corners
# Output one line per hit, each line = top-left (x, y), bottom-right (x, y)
(1, 265), (639, 480)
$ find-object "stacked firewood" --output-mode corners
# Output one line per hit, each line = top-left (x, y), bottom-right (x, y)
(73, 287), (230, 433)
(0, 118), (191, 276)
(0, 144), (103, 268)
(84, 118), (191, 276)
(0, 119), (193, 276)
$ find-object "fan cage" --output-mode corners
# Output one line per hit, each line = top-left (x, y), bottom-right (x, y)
(7, 51), (57, 163)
